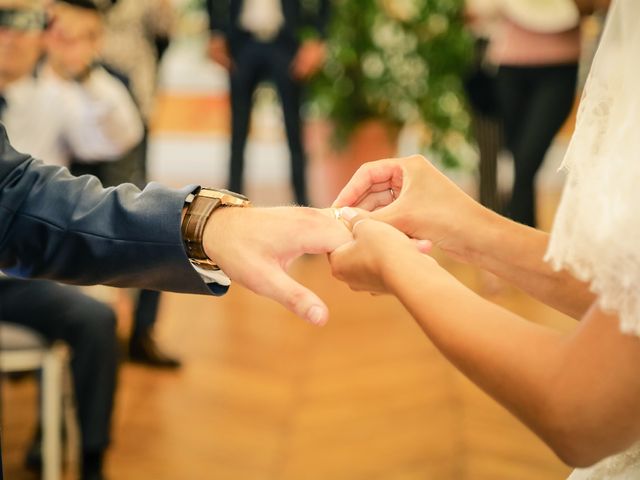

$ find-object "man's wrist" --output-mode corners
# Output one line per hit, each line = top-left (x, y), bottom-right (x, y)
(201, 206), (236, 267)
(181, 188), (250, 270)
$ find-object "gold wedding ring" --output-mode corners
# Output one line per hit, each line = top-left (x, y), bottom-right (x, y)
(332, 207), (342, 221)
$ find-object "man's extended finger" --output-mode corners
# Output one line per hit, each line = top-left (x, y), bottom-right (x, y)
(298, 210), (353, 253)
(338, 207), (369, 232)
(254, 265), (330, 326)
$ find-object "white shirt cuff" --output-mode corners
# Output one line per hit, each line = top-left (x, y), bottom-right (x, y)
(191, 263), (231, 287)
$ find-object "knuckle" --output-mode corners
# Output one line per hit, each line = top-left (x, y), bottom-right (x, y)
(408, 154), (427, 166)
(284, 288), (307, 311)
(354, 164), (369, 177)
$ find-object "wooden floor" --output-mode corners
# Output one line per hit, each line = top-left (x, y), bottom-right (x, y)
(2, 190), (576, 480)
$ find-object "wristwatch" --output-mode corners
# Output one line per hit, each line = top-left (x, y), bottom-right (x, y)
(181, 188), (251, 270)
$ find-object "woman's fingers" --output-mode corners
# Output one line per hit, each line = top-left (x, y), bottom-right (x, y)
(339, 207), (431, 253)
(333, 160), (405, 207)
(352, 189), (398, 212)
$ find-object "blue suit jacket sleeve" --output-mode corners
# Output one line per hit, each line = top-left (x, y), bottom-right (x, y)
(0, 125), (216, 295)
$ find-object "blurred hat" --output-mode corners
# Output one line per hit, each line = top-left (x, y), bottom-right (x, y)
(501, 0), (580, 33)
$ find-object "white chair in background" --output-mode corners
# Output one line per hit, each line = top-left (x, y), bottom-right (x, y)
(0, 322), (78, 480)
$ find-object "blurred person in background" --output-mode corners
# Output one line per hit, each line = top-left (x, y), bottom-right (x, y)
(0, 0), (143, 478)
(206, 0), (330, 207)
(101, 0), (173, 128)
(0, 0), (142, 167)
(464, 0), (503, 213)
(483, 0), (589, 227)
(94, 0), (180, 369)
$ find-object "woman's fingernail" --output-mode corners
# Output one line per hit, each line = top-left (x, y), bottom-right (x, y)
(307, 305), (326, 326)
(340, 207), (358, 222)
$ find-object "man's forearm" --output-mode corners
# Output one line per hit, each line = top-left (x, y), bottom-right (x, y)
(450, 207), (594, 319)
(0, 152), (211, 294)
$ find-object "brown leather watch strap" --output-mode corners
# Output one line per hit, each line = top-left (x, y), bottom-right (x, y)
(181, 194), (222, 263)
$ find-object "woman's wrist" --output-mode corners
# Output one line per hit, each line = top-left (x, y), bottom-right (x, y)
(381, 248), (439, 294)
(434, 202), (499, 264)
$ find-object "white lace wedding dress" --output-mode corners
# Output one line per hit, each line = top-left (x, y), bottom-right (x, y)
(544, 1), (640, 478)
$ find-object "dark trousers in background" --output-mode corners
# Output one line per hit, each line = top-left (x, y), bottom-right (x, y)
(0, 279), (117, 453)
(132, 289), (161, 336)
(496, 64), (577, 227)
(228, 39), (308, 205)
(472, 113), (503, 212)
(464, 37), (503, 213)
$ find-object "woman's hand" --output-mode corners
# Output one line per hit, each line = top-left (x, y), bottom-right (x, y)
(329, 208), (433, 294)
(332, 155), (487, 261)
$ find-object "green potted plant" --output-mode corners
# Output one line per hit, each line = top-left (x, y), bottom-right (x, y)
(311, 0), (473, 169)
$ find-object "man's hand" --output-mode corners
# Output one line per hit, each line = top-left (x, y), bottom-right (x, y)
(203, 206), (352, 325)
(291, 39), (326, 80)
(332, 155), (486, 261)
(207, 33), (233, 71)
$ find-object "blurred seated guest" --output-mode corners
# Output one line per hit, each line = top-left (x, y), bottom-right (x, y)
(0, 280), (117, 480)
(0, 0), (142, 478)
(97, 0), (181, 368)
(485, 0), (585, 227)
(0, 0), (142, 166)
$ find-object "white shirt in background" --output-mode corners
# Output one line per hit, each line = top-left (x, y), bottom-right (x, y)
(2, 65), (143, 167)
(239, 0), (284, 41)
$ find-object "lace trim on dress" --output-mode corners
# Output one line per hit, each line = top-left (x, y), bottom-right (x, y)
(569, 442), (640, 479)
(545, 0), (640, 337)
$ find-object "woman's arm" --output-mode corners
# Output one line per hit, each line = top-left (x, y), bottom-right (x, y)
(456, 205), (595, 319)
(333, 156), (595, 319)
(330, 218), (640, 467)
